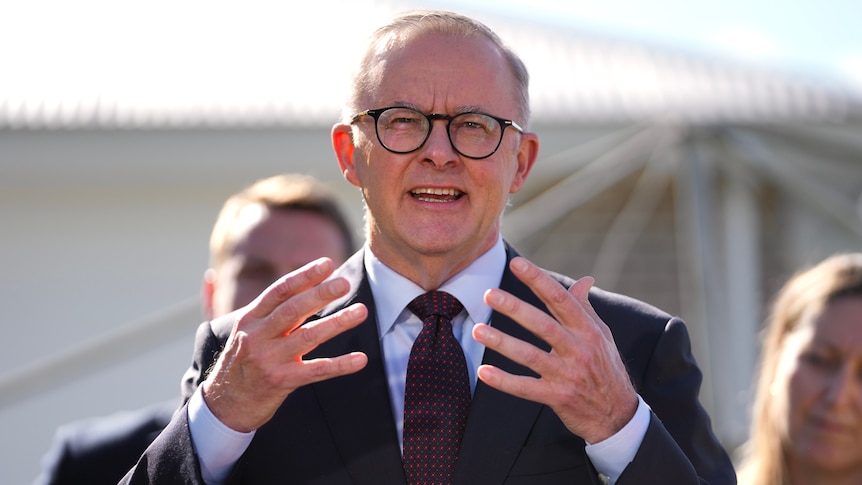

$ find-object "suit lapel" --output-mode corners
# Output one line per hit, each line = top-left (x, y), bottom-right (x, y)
(307, 253), (406, 485)
(303, 246), (568, 485)
(454, 245), (554, 485)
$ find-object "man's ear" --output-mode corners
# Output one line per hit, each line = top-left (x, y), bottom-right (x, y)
(332, 123), (362, 188)
(201, 268), (216, 320)
(509, 131), (539, 194)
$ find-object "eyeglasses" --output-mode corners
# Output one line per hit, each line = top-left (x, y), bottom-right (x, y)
(351, 106), (524, 160)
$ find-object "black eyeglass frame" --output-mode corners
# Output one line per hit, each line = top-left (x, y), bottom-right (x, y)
(351, 106), (524, 160)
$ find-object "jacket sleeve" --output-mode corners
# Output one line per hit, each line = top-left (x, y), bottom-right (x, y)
(120, 320), (224, 485)
(617, 317), (736, 485)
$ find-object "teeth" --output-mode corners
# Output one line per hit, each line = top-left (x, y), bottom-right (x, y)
(411, 187), (463, 203)
(412, 188), (461, 196)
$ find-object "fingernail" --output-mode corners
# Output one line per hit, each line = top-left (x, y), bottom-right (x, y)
(486, 290), (504, 306)
(331, 278), (349, 293)
(511, 258), (528, 272)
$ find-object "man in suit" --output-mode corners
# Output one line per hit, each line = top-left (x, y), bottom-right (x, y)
(34, 174), (355, 485)
(122, 10), (736, 485)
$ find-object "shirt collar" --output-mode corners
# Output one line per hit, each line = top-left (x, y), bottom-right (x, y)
(364, 237), (507, 339)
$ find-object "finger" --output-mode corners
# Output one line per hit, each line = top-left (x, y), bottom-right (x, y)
(292, 352), (369, 386)
(476, 363), (549, 404)
(261, 276), (351, 338)
(285, 303), (368, 356)
(246, 258), (336, 319)
(473, 322), (556, 377)
(567, 275), (595, 304)
(483, 286), (572, 350)
(508, 257), (595, 332)
(566, 276), (612, 340)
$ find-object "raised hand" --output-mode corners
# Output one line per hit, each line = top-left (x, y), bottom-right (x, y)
(473, 256), (638, 444)
(202, 258), (369, 432)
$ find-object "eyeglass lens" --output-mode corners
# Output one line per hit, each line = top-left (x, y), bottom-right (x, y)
(375, 107), (503, 159)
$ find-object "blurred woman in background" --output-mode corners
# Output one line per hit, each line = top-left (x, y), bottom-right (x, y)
(737, 253), (862, 485)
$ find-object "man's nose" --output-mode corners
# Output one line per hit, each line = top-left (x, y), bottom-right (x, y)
(420, 120), (459, 167)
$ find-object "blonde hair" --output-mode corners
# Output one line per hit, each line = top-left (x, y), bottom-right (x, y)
(209, 174), (354, 269)
(737, 252), (862, 484)
(344, 9), (531, 126)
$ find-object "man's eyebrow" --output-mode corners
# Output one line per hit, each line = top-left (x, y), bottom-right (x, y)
(381, 102), (485, 114)
(237, 256), (275, 268)
(455, 105), (483, 114)
(386, 100), (419, 110)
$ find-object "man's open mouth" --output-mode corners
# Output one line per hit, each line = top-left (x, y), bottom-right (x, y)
(410, 188), (464, 202)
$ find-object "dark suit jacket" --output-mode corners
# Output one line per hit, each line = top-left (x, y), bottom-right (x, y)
(123, 245), (736, 484)
(35, 399), (178, 485)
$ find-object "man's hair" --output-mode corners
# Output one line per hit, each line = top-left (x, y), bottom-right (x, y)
(344, 9), (530, 126)
(209, 174), (355, 269)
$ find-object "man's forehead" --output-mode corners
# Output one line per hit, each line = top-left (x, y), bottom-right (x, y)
(363, 33), (516, 111)
(232, 203), (269, 232)
(372, 31), (501, 69)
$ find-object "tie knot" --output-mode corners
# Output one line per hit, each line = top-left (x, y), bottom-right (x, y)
(407, 291), (463, 323)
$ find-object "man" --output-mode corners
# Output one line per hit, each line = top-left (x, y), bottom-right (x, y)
(35, 174), (354, 485)
(123, 10), (736, 485)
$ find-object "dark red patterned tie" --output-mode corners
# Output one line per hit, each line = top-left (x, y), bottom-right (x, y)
(402, 291), (470, 485)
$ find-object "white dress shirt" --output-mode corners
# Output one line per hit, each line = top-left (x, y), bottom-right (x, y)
(188, 238), (649, 484)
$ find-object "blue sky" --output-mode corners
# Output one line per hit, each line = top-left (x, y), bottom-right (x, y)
(445, 0), (862, 90)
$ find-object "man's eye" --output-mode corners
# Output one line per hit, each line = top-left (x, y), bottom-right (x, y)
(454, 115), (495, 133)
(390, 116), (421, 126)
(237, 267), (274, 282)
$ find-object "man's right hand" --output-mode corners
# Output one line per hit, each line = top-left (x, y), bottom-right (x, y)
(201, 257), (369, 432)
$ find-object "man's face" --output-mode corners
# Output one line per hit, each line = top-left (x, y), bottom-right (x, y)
(340, 32), (537, 275)
(209, 204), (349, 318)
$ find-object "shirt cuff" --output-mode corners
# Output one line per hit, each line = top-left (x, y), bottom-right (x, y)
(583, 395), (650, 485)
(188, 386), (256, 485)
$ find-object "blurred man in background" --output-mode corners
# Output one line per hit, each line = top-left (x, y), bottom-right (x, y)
(34, 173), (355, 485)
